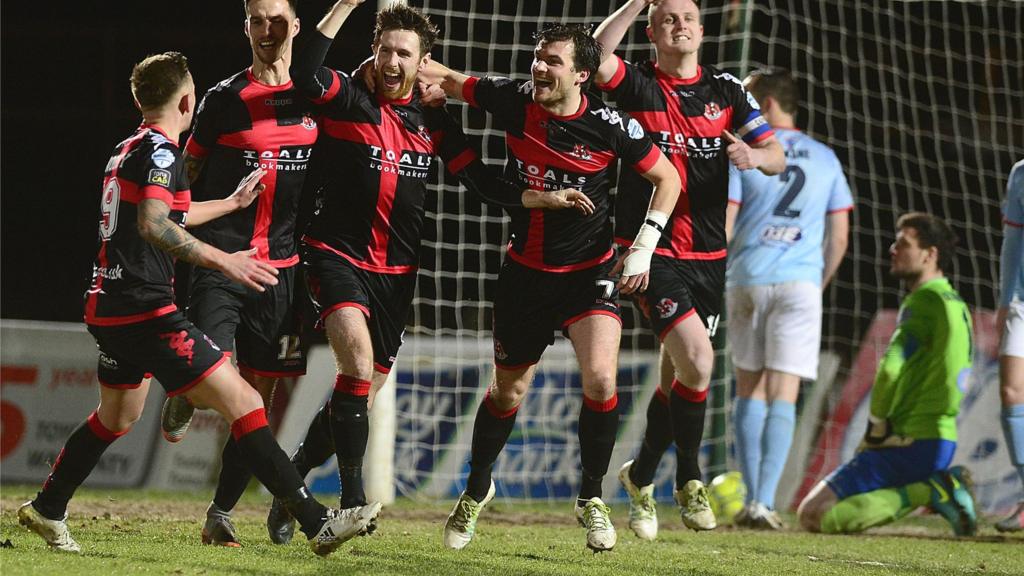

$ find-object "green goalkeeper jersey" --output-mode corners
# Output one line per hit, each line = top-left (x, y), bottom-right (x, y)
(870, 277), (973, 441)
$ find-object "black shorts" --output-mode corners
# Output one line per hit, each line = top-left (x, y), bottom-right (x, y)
(633, 255), (725, 340)
(492, 258), (620, 369)
(304, 246), (416, 374)
(187, 265), (306, 377)
(89, 311), (228, 396)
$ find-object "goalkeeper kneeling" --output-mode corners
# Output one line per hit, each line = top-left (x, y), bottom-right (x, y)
(797, 212), (977, 536)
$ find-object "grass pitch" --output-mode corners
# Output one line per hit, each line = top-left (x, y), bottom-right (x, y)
(1, 486), (1021, 575)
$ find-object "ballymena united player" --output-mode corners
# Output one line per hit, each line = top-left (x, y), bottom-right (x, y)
(797, 212), (977, 537)
(723, 69), (852, 529)
(262, 0), (527, 544)
(159, 0), (322, 547)
(996, 158), (1024, 533)
(593, 0), (784, 538)
(419, 24), (682, 552)
(17, 52), (377, 556)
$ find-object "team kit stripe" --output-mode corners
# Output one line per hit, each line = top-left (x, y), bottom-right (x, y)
(86, 127), (179, 325)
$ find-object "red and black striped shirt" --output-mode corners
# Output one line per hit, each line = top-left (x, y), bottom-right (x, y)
(598, 58), (774, 260)
(293, 33), (481, 274)
(85, 125), (189, 326)
(184, 69), (319, 267)
(464, 76), (660, 272)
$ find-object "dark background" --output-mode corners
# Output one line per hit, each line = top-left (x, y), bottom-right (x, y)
(0, 1), (376, 322)
(3, 1), (1022, 367)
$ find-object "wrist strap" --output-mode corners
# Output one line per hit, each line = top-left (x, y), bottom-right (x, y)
(644, 218), (664, 233)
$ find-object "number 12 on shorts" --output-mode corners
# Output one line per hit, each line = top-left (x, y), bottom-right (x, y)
(278, 335), (302, 360)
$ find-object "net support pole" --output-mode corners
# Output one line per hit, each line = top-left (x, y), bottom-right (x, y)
(707, 312), (731, 480)
(365, 370), (397, 505)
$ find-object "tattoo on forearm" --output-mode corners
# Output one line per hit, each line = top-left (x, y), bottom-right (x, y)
(183, 153), (206, 184)
(139, 199), (205, 265)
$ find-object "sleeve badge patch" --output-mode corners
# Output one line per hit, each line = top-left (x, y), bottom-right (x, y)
(151, 148), (176, 168)
(148, 168), (171, 187)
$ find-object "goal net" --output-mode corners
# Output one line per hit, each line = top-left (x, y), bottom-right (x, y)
(383, 0), (1023, 507)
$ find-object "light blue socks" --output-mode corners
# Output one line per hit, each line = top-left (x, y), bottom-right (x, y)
(1002, 403), (1024, 488)
(758, 400), (796, 508)
(734, 397), (767, 504)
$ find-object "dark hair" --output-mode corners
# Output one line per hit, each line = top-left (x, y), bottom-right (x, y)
(744, 68), (799, 115)
(533, 23), (603, 88)
(243, 0), (297, 17)
(896, 212), (958, 273)
(130, 52), (191, 110)
(374, 4), (439, 58)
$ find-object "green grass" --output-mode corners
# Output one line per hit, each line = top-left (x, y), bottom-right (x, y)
(1, 486), (1021, 575)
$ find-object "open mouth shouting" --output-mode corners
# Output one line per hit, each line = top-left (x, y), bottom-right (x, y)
(382, 69), (404, 92)
(533, 76), (554, 96)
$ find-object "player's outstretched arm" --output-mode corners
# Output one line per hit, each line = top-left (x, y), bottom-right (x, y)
(822, 210), (850, 288)
(723, 131), (785, 175)
(137, 199), (278, 292)
(615, 151), (680, 294)
(186, 168), (267, 228)
(521, 189), (595, 215)
(593, 0), (654, 85)
(418, 60), (471, 101)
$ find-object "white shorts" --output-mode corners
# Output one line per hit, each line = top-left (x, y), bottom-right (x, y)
(1002, 300), (1024, 359)
(726, 281), (822, 380)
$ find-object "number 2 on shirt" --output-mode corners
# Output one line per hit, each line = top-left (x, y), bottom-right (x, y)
(773, 165), (806, 218)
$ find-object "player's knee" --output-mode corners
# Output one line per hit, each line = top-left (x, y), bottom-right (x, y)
(96, 398), (144, 433)
(581, 370), (616, 401)
(490, 380), (527, 411)
(675, 358), (713, 388)
(1000, 374), (1024, 405)
(231, 381), (265, 415)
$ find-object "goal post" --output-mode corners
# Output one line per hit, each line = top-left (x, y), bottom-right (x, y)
(357, 0), (1023, 506)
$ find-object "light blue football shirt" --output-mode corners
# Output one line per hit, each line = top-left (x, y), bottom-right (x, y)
(1001, 158), (1024, 307)
(727, 128), (854, 287)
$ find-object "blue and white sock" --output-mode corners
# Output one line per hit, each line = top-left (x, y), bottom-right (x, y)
(734, 397), (767, 504)
(1002, 403), (1024, 489)
(757, 400), (796, 509)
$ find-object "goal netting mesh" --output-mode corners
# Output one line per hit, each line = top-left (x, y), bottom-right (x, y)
(388, 0), (1024, 506)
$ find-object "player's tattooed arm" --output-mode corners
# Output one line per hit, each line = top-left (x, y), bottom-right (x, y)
(138, 198), (208, 264)
(182, 152), (207, 183)
(137, 199), (279, 291)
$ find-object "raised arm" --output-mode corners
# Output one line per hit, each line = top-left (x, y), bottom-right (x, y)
(291, 0), (365, 99)
(593, 0), (654, 85)
(138, 199), (278, 291)
(317, 0), (364, 39)
(822, 209), (850, 289)
(185, 168), (266, 228)
(617, 152), (681, 294)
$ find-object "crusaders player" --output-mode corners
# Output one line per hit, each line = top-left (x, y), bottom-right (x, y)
(593, 0), (784, 538)
(263, 0), (531, 544)
(16, 51), (378, 556)
(158, 0), (325, 547)
(419, 24), (681, 552)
